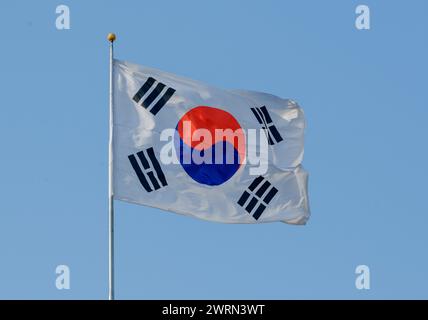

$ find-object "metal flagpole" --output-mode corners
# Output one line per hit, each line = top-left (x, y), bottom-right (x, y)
(107, 32), (116, 301)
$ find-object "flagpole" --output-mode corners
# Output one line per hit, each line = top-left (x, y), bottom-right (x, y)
(107, 32), (116, 301)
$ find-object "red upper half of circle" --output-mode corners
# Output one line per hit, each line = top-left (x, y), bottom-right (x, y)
(177, 106), (246, 156)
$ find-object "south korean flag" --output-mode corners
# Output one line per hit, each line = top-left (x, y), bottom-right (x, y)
(113, 60), (309, 224)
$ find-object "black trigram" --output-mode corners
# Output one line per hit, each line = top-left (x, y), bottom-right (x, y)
(128, 147), (168, 192)
(250, 106), (283, 145)
(237, 176), (278, 220)
(132, 77), (176, 115)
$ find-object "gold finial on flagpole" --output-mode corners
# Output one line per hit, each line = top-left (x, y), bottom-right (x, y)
(107, 33), (116, 42)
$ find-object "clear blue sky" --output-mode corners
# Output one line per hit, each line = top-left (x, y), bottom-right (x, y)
(0, 0), (427, 299)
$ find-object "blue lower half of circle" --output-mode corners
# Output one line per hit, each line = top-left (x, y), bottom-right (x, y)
(174, 135), (241, 186)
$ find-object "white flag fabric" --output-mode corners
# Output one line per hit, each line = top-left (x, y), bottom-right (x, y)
(113, 59), (310, 224)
